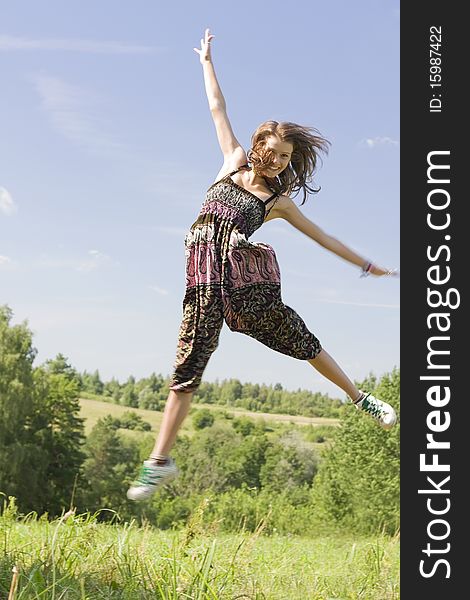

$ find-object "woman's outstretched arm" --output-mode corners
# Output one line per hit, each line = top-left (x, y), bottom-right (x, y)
(194, 28), (245, 165)
(276, 196), (397, 276)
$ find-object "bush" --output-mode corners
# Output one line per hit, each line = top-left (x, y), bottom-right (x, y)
(119, 411), (152, 431)
(310, 370), (400, 535)
(232, 416), (256, 436)
(192, 408), (215, 430)
(304, 424), (338, 443)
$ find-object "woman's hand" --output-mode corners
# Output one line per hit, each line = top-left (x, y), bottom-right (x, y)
(369, 264), (400, 277)
(193, 28), (215, 64)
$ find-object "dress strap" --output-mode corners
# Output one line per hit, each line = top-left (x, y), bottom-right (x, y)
(263, 191), (278, 205)
(227, 164), (278, 212)
(228, 165), (277, 203)
(265, 196), (279, 218)
(227, 164), (250, 177)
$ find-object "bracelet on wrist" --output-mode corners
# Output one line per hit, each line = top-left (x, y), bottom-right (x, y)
(360, 262), (373, 277)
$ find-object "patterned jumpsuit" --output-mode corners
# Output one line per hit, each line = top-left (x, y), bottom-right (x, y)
(169, 165), (322, 392)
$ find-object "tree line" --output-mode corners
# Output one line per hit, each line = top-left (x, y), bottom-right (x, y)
(80, 371), (345, 419)
(1, 305), (399, 535)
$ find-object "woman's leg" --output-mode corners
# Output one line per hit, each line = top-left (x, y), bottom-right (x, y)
(150, 390), (193, 457)
(308, 347), (397, 429)
(151, 284), (224, 458)
(308, 348), (360, 401)
(127, 281), (225, 501)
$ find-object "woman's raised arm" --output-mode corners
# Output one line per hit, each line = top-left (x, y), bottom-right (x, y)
(194, 29), (246, 165)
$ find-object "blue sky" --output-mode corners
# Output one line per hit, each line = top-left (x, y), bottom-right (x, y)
(1, 1), (399, 398)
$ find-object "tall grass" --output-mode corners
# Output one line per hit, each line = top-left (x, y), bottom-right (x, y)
(1, 497), (399, 599)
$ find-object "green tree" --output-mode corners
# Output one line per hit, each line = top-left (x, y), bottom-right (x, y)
(241, 382), (260, 400)
(310, 369), (400, 534)
(0, 306), (42, 510)
(260, 430), (318, 493)
(194, 381), (217, 404)
(80, 370), (104, 395)
(219, 379), (243, 405)
(120, 377), (138, 407)
(104, 377), (121, 401)
(119, 411), (152, 431)
(138, 386), (162, 411)
(2, 309), (86, 515)
(45, 353), (79, 382)
(31, 355), (86, 513)
(192, 408), (215, 429)
(80, 416), (141, 517)
(164, 422), (270, 498)
(232, 416), (256, 436)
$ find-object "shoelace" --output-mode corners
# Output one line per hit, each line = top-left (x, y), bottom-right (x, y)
(360, 395), (385, 420)
(137, 465), (164, 484)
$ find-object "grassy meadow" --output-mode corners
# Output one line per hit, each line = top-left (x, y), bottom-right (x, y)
(1, 505), (399, 599)
(78, 397), (340, 435)
(1, 396), (399, 598)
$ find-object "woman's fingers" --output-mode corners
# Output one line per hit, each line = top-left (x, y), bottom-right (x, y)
(204, 28), (214, 43)
(381, 268), (400, 277)
(194, 29), (214, 60)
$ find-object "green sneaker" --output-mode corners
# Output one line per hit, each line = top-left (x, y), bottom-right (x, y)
(127, 458), (178, 501)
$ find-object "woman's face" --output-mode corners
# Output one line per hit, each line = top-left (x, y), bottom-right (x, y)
(259, 135), (293, 177)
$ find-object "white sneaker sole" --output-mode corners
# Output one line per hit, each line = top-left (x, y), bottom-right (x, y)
(381, 409), (397, 430)
(127, 471), (178, 501)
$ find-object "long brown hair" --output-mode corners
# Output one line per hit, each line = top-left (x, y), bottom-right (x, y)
(247, 121), (330, 205)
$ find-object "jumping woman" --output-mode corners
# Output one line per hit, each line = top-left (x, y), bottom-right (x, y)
(127, 29), (398, 501)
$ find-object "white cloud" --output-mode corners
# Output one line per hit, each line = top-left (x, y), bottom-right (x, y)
(31, 74), (126, 157)
(0, 255), (15, 270)
(36, 256), (80, 269)
(0, 187), (17, 215)
(149, 285), (169, 295)
(77, 250), (117, 272)
(359, 136), (399, 149)
(0, 35), (161, 55)
(36, 250), (117, 272)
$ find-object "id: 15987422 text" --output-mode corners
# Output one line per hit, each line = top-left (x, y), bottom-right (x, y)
(429, 25), (443, 113)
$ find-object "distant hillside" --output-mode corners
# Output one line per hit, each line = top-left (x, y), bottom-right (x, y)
(79, 371), (345, 419)
(79, 397), (339, 435)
